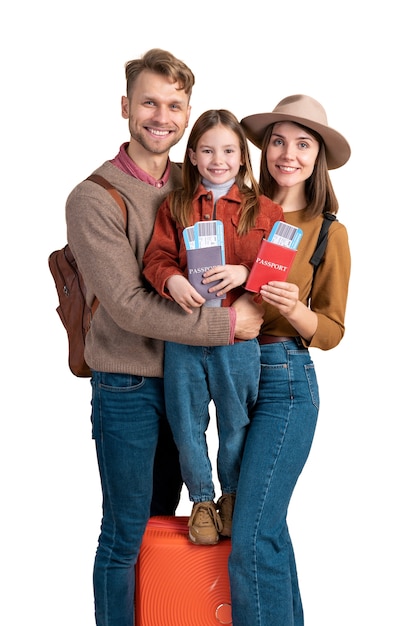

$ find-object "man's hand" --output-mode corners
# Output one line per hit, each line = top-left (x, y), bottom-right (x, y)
(232, 292), (264, 340)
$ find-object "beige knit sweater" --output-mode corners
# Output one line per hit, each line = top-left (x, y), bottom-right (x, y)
(66, 161), (231, 377)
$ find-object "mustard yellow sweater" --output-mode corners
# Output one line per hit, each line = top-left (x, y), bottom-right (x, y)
(260, 209), (351, 351)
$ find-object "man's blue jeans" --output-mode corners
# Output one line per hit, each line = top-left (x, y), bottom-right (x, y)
(90, 371), (182, 626)
(229, 339), (319, 626)
(163, 339), (260, 502)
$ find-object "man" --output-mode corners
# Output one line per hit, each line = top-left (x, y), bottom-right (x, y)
(66, 48), (262, 626)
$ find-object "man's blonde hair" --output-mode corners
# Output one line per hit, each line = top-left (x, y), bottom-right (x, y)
(125, 48), (195, 99)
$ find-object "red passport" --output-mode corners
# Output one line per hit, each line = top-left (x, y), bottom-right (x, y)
(245, 239), (297, 293)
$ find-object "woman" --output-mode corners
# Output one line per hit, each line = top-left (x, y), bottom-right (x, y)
(228, 94), (351, 625)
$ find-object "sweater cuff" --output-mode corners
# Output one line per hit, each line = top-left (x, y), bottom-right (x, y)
(228, 308), (236, 345)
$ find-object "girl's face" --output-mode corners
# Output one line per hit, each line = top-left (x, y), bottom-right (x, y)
(189, 124), (243, 185)
(266, 121), (320, 190)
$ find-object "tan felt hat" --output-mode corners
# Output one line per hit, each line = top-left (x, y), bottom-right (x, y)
(241, 94), (351, 169)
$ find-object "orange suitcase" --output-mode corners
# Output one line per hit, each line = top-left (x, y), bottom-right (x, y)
(135, 515), (232, 625)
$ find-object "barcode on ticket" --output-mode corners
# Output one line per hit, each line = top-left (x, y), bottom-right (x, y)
(268, 221), (303, 249)
(183, 221), (225, 263)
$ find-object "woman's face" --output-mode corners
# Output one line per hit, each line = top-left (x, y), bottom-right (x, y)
(266, 121), (320, 189)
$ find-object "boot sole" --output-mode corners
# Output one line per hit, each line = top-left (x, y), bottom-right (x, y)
(188, 530), (219, 546)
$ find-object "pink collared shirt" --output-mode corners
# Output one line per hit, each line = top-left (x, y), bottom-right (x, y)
(111, 142), (171, 188)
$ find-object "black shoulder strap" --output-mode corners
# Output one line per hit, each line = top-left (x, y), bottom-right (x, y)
(309, 212), (337, 273)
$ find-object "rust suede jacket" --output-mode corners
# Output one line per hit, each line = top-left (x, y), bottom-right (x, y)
(143, 183), (284, 307)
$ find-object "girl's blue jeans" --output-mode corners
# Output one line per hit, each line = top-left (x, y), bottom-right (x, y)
(228, 338), (320, 626)
(90, 371), (182, 626)
(163, 339), (260, 502)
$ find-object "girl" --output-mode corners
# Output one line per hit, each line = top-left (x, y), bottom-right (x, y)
(143, 109), (283, 545)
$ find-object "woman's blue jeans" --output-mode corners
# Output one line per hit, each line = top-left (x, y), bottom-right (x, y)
(164, 339), (260, 502)
(228, 339), (319, 626)
(90, 371), (182, 626)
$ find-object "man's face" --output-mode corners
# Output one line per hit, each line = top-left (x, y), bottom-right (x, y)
(122, 69), (191, 156)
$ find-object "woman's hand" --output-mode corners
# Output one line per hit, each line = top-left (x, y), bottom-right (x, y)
(260, 281), (318, 341)
(259, 281), (299, 316)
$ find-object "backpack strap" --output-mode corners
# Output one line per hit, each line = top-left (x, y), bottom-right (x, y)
(309, 211), (337, 274)
(83, 174), (128, 315)
(85, 173), (128, 225)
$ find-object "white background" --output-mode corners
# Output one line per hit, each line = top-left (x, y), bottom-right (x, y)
(2, 1), (416, 624)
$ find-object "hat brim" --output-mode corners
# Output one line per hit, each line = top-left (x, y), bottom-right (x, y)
(241, 112), (351, 170)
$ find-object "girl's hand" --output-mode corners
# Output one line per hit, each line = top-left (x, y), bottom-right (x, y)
(166, 274), (206, 314)
(202, 264), (249, 297)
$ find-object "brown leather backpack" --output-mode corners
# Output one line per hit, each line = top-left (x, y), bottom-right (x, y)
(48, 174), (127, 377)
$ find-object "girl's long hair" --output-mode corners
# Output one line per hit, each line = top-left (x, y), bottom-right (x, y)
(258, 123), (339, 218)
(169, 109), (262, 236)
